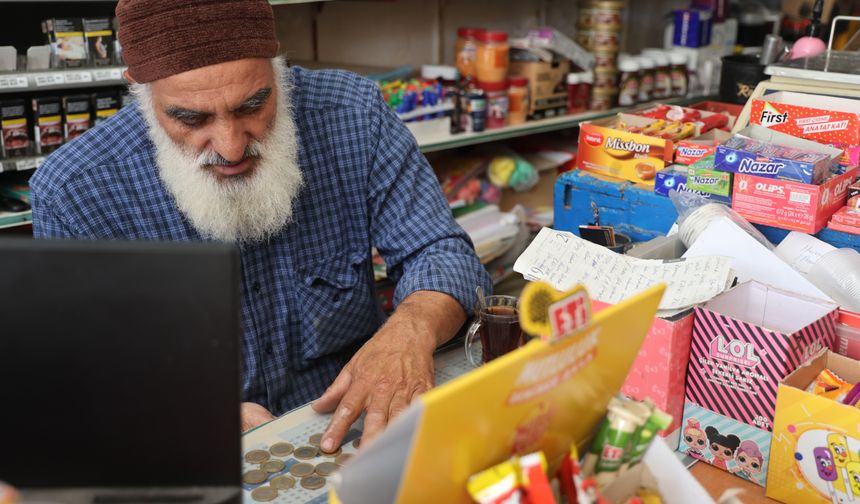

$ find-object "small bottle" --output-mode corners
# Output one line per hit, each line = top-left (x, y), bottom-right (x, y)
(617, 56), (641, 107)
(646, 51), (672, 99)
(566, 72), (582, 114)
(637, 56), (655, 103)
(668, 51), (689, 98)
(455, 27), (482, 81)
(577, 72), (593, 112)
(508, 76), (529, 124)
(468, 89), (487, 133)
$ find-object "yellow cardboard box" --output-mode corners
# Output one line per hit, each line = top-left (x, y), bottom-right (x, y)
(768, 349), (860, 503)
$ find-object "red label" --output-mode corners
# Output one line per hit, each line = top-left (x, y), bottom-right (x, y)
(549, 294), (591, 340)
(601, 445), (624, 461)
(584, 132), (603, 147)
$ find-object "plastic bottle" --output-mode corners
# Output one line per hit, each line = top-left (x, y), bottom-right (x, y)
(478, 80), (509, 129)
(508, 76), (529, 125)
(578, 72), (593, 112)
(567, 72), (582, 114)
(455, 27), (483, 80)
(475, 30), (509, 83)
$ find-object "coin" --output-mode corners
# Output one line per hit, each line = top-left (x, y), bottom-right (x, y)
(294, 446), (319, 460)
(242, 469), (268, 485)
(269, 442), (294, 457)
(250, 486), (278, 502)
(308, 433), (323, 447)
(289, 462), (315, 478)
(315, 462), (339, 477)
(321, 446), (342, 457)
(244, 450), (271, 464)
(300, 475), (326, 490)
(335, 453), (353, 466)
(270, 474), (296, 490)
(261, 460), (285, 474)
(352, 438), (361, 449)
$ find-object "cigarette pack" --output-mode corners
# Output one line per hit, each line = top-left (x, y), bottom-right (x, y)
(62, 94), (91, 142)
(93, 90), (120, 125)
(83, 18), (114, 67)
(32, 97), (63, 155)
(49, 18), (88, 68)
(0, 99), (30, 159)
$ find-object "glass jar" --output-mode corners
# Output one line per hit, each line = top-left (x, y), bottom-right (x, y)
(637, 55), (654, 102)
(577, 72), (594, 113)
(455, 27), (483, 81)
(566, 72), (582, 115)
(669, 50), (689, 98)
(478, 80), (509, 129)
(617, 56), (640, 107)
(508, 76), (529, 125)
(643, 49), (671, 99)
(475, 30), (509, 84)
(589, 87), (618, 111)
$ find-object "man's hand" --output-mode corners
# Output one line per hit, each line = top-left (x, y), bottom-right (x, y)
(312, 291), (465, 453)
(241, 402), (275, 432)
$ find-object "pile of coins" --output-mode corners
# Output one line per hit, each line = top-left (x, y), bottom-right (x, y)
(575, 0), (626, 110)
(242, 433), (358, 502)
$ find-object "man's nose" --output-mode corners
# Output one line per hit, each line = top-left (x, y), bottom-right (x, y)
(210, 119), (248, 163)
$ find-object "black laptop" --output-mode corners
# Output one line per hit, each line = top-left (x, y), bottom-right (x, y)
(0, 239), (242, 503)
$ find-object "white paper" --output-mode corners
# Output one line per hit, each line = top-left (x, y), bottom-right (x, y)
(775, 231), (836, 275)
(645, 439), (716, 504)
(683, 217), (831, 302)
(514, 228), (735, 310)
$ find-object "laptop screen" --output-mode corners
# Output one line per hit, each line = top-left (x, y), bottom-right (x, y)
(0, 239), (242, 489)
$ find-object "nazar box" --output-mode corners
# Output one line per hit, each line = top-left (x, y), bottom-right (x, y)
(768, 350), (860, 503)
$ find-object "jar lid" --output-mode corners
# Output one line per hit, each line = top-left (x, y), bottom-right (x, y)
(637, 55), (655, 69)
(457, 27), (484, 38)
(618, 57), (640, 72)
(566, 73), (581, 85)
(421, 64), (459, 82)
(477, 80), (510, 91)
(668, 51), (687, 65)
(649, 52), (669, 66)
(477, 30), (508, 43)
(580, 71), (594, 84)
(509, 76), (529, 87)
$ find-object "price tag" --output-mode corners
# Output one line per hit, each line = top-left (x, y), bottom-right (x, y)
(34, 73), (65, 88)
(64, 71), (92, 84)
(35, 156), (47, 169)
(0, 75), (28, 90)
(14, 158), (38, 171)
(93, 68), (123, 81)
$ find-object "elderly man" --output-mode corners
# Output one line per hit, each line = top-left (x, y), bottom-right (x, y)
(30, 0), (490, 452)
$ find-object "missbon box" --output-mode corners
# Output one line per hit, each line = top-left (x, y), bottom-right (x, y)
(715, 125), (843, 185)
(732, 167), (857, 234)
(684, 281), (837, 434)
(750, 91), (860, 167)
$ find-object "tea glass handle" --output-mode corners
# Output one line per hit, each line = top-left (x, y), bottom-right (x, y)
(464, 319), (483, 368)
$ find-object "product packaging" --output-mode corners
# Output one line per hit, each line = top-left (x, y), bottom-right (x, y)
(835, 311), (860, 361)
(509, 49), (570, 120)
(48, 18), (88, 68)
(93, 90), (120, 125)
(83, 18), (114, 66)
(687, 165), (732, 197)
(0, 100), (30, 159)
(675, 130), (731, 165)
(715, 125), (843, 185)
(732, 167), (857, 234)
(682, 281), (838, 484)
(673, 9), (713, 48)
(654, 167), (732, 204)
(63, 94), (91, 142)
(32, 97), (63, 155)
(769, 349), (860, 503)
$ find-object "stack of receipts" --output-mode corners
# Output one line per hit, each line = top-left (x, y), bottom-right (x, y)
(514, 227), (735, 311)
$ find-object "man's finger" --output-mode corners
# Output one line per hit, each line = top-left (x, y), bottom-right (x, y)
(241, 402), (275, 433)
(410, 382), (430, 403)
(320, 387), (366, 454)
(387, 388), (410, 423)
(312, 368), (353, 414)
(362, 388), (393, 445)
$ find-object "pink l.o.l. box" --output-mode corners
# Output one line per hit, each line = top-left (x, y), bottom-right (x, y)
(835, 310), (860, 360)
(594, 300), (694, 437)
(685, 281), (838, 432)
(732, 167), (858, 234)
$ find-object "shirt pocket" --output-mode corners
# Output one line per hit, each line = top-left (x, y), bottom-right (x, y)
(296, 250), (379, 361)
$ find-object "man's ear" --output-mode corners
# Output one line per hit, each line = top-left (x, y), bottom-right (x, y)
(123, 70), (136, 84)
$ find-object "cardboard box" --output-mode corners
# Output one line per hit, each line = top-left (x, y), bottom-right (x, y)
(675, 130), (732, 165)
(655, 167), (732, 204)
(690, 100), (744, 119)
(577, 114), (675, 186)
(732, 168), (858, 234)
(603, 437), (716, 504)
(509, 51), (570, 121)
(687, 165), (732, 197)
(716, 125), (843, 185)
(848, 182), (860, 209)
(768, 349), (860, 503)
(685, 281), (838, 432)
(679, 401), (771, 486)
(835, 310), (860, 360)
(594, 301), (694, 437)
(828, 221), (860, 236)
(832, 206), (860, 228)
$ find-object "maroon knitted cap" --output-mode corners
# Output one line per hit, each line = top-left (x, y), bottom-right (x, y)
(116, 0), (279, 83)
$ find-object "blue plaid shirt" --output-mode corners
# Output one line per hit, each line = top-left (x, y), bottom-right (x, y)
(30, 66), (491, 415)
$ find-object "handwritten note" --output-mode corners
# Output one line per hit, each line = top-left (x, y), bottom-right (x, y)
(775, 231), (836, 275)
(514, 228), (736, 310)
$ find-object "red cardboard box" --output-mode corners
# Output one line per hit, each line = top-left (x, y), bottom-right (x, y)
(750, 91), (860, 166)
(827, 220), (860, 235)
(675, 130), (732, 165)
(593, 300), (695, 437)
(690, 100), (744, 119)
(831, 206), (860, 227)
(731, 168), (858, 234)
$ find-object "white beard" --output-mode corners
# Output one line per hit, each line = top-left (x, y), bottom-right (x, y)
(130, 57), (303, 244)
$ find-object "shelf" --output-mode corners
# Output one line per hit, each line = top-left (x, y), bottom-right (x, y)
(416, 95), (710, 153)
(0, 155), (46, 174)
(0, 66), (126, 94)
(0, 210), (31, 230)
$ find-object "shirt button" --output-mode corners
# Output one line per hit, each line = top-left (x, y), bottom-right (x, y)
(265, 343), (274, 355)
(252, 282), (262, 293)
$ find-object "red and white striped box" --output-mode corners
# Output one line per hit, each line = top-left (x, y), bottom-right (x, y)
(684, 281), (838, 434)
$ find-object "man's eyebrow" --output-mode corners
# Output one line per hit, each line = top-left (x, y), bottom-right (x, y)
(164, 106), (210, 121)
(235, 88), (272, 111)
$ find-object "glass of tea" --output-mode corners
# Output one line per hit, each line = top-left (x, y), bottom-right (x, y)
(464, 295), (524, 367)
